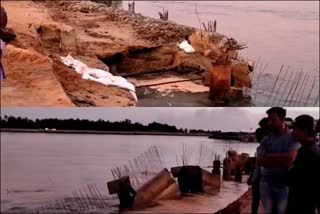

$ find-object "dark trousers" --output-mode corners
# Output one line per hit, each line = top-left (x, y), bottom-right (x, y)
(287, 191), (317, 214)
(251, 181), (260, 214)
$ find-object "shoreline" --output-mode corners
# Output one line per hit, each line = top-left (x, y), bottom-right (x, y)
(1, 128), (258, 143)
(0, 128), (210, 137)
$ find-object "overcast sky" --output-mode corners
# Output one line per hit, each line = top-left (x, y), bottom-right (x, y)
(1, 107), (318, 131)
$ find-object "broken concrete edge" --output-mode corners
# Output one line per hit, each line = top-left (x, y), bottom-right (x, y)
(33, 2), (253, 70)
(223, 150), (254, 182)
(214, 188), (251, 214)
(107, 166), (224, 209)
(133, 169), (175, 209)
(5, 1), (254, 106)
(107, 176), (131, 195)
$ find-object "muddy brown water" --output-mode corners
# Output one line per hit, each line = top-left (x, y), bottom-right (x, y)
(1, 132), (258, 213)
(121, 1), (319, 107)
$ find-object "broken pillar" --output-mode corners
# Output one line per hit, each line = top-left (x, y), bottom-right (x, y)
(212, 160), (221, 175)
(223, 157), (232, 180)
(234, 164), (242, 183)
(209, 63), (232, 101)
(171, 166), (203, 194)
(231, 61), (252, 88)
(228, 150), (238, 159)
(107, 176), (136, 209)
(202, 168), (221, 190)
(179, 166), (203, 193)
(156, 182), (180, 200)
(133, 169), (175, 208)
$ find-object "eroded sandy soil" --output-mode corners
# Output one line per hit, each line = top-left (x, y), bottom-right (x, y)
(1, 1), (251, 106)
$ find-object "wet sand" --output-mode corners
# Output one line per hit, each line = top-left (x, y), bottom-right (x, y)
(125, 180), (250, 214)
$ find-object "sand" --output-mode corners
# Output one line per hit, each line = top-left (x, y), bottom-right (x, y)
(1, 1), (250, 106)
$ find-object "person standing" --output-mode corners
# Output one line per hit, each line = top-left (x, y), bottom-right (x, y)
(316, 120), (320, 146)
(0, 6), (15, 81)
(247, 117), (269, 214)
(287, 115), (320, 214)
(0, 6), (8, 81)
(257, 107), (300, 214)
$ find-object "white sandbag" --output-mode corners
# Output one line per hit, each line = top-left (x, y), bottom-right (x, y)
(60, 55), (138, 102)
(178, 40), (196, 53)
(60, 55), (88, 74)
(86, 68), (112, 79)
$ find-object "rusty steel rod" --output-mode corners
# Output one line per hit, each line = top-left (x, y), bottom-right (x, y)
(304, 77), (317, 106)
(271, 66), (290, 106)
(292, 73), (308, 106)
(288, 71), (305, 106)
(264, 65), (284, 106)
(283, 70), (302, 106)
(296, 74), (309, 106)
(278, 69), (294, 106)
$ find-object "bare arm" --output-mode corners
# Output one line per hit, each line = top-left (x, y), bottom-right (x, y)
(257, 150), (297, 168)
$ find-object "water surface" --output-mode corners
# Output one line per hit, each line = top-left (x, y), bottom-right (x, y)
(1, 132), (258, 213)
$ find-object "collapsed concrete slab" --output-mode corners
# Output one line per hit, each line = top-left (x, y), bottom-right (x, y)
(171, 165), (222, 193)
(108, 165), (223, 210)
(133, 169), (175, 209)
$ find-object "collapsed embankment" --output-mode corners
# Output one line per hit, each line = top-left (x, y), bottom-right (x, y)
(1, 1), (253, 106)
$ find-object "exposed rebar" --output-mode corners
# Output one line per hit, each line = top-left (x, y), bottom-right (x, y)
(270, 65), (290, 106)
(264, 65), (284, 106)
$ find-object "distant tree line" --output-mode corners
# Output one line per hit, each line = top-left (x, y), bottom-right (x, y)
(0, 116), (185, 133)
(0, 115), (256, 141)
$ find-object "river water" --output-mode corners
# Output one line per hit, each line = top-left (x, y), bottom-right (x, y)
(123, 1), (319, 107)
(1, 132), (258, 213)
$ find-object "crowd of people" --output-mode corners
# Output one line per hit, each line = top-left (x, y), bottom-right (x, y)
(248, 107), (320, 214)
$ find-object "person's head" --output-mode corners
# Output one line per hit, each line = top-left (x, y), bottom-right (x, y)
(255, 117), (269, 143)
(266, 107), (286, 132)
(292, 115), (315, 144)
(316, 120), (320, 134)
(285, 118), (294, 130)
(1, 6), (8, 29)
(258, 117), (269, 129)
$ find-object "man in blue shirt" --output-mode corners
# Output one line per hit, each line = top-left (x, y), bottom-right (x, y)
(257, 107), (300, 214)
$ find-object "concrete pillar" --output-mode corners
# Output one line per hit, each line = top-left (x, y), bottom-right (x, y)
(133, 169), (175, 208)
(209, 63), (232, 101)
